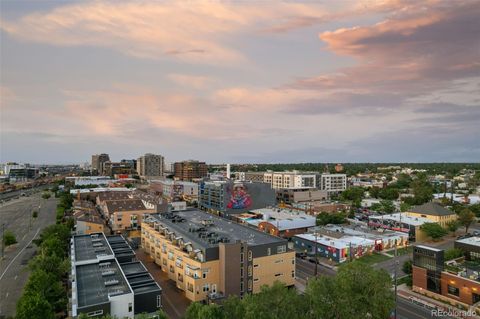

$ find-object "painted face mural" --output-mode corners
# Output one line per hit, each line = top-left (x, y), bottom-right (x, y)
(227, 183), (252, 209)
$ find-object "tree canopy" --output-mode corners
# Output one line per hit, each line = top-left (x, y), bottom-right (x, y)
(420, 223), (447, 240)
(184, 262), (394, 319)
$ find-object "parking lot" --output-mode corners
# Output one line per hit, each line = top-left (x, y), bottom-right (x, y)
(0, 192), (57, 318)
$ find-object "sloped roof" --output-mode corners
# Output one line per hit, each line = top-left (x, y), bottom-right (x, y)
(105, 199), (148, 213)
(409, 202), (454, 216)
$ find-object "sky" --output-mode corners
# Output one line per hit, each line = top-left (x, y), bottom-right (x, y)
(0, 0), (479, 164)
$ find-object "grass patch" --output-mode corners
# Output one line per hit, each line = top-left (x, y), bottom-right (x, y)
(394, 246), (413, 256)
(397, 275), (412, 287)
(351, 252), (392, 265)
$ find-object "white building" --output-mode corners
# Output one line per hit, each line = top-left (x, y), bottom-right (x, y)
(319, 174), (347, 194)
(263, 171), (317, 189)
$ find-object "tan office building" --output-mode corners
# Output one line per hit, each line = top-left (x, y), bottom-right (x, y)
(141, 210), (295, 302)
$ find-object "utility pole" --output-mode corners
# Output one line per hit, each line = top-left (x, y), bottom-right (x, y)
(314, 232), (318, 276)
(1, 223), (5, 258)
(394, 244), (398, 319)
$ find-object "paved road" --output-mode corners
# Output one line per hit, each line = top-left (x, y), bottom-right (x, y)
(135, 249), (190, 319)
(295, 257), (337, 280)
(0, 193), (57, 318)
(0, 184), (51, 202)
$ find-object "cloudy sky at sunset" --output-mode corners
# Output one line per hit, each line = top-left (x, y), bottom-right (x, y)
(1, 0), (479, 164)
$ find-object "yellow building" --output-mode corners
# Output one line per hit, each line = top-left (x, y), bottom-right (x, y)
(405, 202), (457, 227)
(141, 210), (295, 302)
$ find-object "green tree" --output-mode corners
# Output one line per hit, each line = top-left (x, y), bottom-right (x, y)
(369, 187), (381, 198)
(379, 188), (399, 200)
(316, 212), (346, 226)
(409, 174), (433, 205)
(340, 187), (365, 202)
(16, 291), (55, 319)
(444, 248), (464, 261)
(307, 262), (394, 319)
(400, 202), (411, 212)
(470, 204), (480, 217)
(3, 230), (17, 246)
(458, 208), (476, 234)
(223, 295), (245, 319)
(380, 200), (395, 213)
(23, 269), (66, 312)
(446, 220), (460, 236)
(243, 282), (306, 319)
(402, 260), (412, 274)
(42, 192), (51, 200)
(420, 223), (448, 240)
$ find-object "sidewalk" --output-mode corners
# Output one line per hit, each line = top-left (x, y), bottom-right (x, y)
(397, 285), (479, 319)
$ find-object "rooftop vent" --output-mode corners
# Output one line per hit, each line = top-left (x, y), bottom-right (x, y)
(99, 262), (111, 267)
(102, 270), (115, 276)
(105, 279), (119, 286)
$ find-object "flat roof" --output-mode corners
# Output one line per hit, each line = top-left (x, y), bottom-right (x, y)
(107, 235), (135, 258)
(247, 208), (316, 231)
(120, 261), (162, 295)
(74, 233), (113, 262)
(414, 244), (442, 252)
(369, 213), (432, 226)
(456, 236), (480, 247)
(145, 209), (286, 250)
(320, 225), (408, 241)
(76, 259), (131, 308)
(295, 233), (375, 250)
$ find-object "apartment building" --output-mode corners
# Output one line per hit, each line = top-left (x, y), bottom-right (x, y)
(174, 160), (208, 181)
(137, 153), (164, 178)
(104, 199), (156, 232)
(199, 181), (275, 217)
(70, 233), (161, 318)
(141, 210), (295, 302)
(72, 200), (105, 235)
(412, 245), (480, 309)
(319, 174), (347, 194)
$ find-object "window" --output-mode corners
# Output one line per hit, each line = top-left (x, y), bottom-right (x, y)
(253, 264), (259, 268)
(275, 273), (283, 277)
(157, 295), (161, 307)
(447, 285), (459, 296)
(254, 278), (259, 282)
(87, 310), (103, 317)
(248, 265), (252, 276)
(240, 253), (244, 263)
(277, 245), (286, 253)
(240, 281), (244, 292)
(267, 248), (271, 256)
(178, 273), (183, 282)
(187, 283), (194, 292)
(248, 250), (253, 261)
(203, 284), (210, 292)
(128, 302), (132, 312)
(202, 270), (208, 279)
(275, 259), (283, 264)
(291, 271), (295, 278)
(170, 265), (174, 273)
(248, 279), (252, 291)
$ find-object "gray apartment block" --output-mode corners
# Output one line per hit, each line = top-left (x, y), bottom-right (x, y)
(71, 233), (161, 318)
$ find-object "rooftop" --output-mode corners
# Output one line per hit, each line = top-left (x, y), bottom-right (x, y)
(369, 213), (433, 226)
(144, 209), (286, 250)
(76, 259), (131, 308)
(246, 208), (316, 231)
(73, 233), (113, 262)
(105, 199), (148, 213)
(120, 261), (162, 294)
(320, 224), (408, 241)
(409, 202), (455, 216)
(295, 233), (375, 250)
(456, 236), (480, 247)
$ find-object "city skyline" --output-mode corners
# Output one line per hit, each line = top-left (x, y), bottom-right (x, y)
(1, 0), (479, 164)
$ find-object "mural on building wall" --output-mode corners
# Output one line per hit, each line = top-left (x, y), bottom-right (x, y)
(173, 184), (184, 201)
(227, 183), (252, 209)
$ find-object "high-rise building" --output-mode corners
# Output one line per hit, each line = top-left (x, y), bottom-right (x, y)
(318, 174), (347, 194)
(173, 160), (207, 181)
(91, 153), (110, 175)
(137, 153), (164, 178)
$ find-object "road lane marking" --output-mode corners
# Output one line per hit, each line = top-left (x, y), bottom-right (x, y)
(0, 227), (40, 281)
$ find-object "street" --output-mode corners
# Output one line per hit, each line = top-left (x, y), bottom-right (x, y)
(0, 192), (57, 318)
